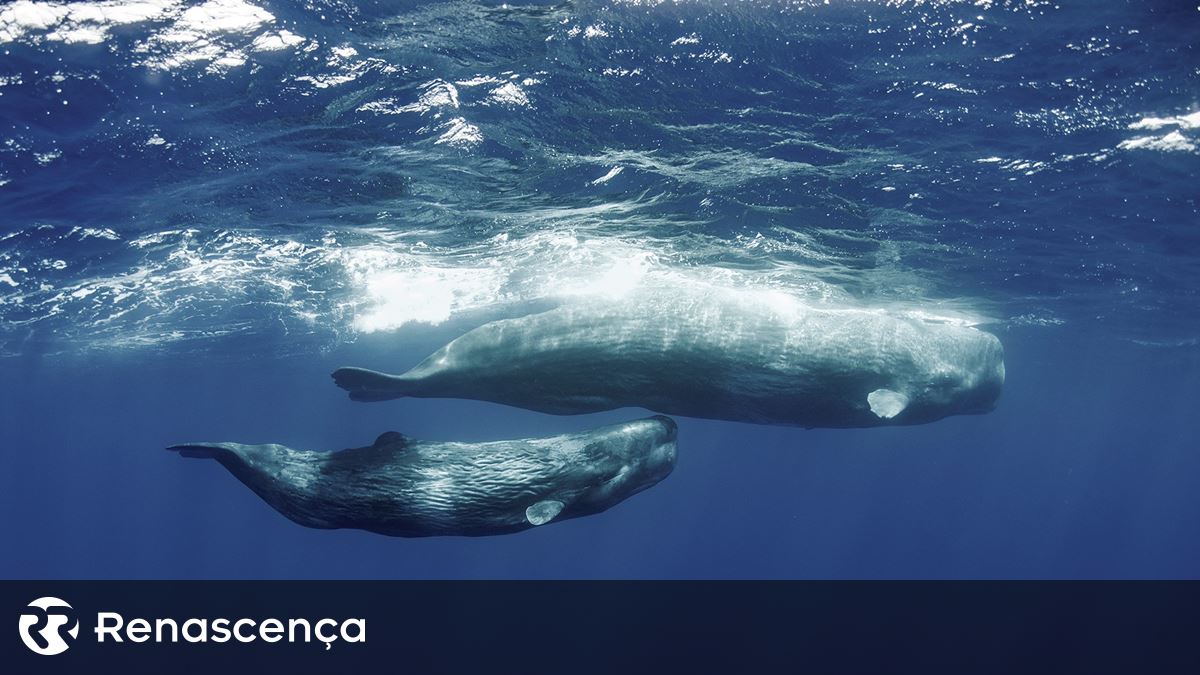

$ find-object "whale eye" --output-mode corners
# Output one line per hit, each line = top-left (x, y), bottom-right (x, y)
(926, 372), (959, 392)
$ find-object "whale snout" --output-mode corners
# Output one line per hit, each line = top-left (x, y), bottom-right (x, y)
(646, 415), (678, 444)
(955, 334), (1006, 415)
(642, 415), (678, 466)
(973, 358), (1005, 412)
(607, 415), (678, 485)
(641, 416), (678, 478)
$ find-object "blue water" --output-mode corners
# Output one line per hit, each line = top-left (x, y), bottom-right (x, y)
(1, 0), (1197, 578)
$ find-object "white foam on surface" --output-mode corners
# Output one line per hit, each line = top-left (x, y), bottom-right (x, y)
(296, 48), (399, 89)
(1117, 130), (1196, 153)
(0, 0), (179, 44)
(416, 80), (461, 110)
(46, 24), (106, 43)
(488, 82), (529, 107)
(0, 0), (306, 71)
(140, 0), (274, 71)
(68, 227), (120, 241)
(295, 71), (361, 88)
(1128, 111), (1200, 131)
(591, 167), (624, 185)
(574, 147), (818, 190)
(34, 150), (62, 165)
(456, 75), (503, 87)
(433, 117), (483, 147)
(358, 80), (461, 114)
(168, 0), (270, 35)
(251, 29), (303, 52)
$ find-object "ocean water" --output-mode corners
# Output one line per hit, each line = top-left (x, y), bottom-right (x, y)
(1, 0), (1197, 579)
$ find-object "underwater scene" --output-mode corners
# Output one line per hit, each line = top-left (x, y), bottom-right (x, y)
(1, 0), (1197, 578)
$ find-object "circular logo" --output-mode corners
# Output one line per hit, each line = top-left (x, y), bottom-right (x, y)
(18, 597), (79, 656)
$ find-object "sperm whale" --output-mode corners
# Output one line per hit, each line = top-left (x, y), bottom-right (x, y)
(333, 287), (1004, 428)
(168, 416), (678, 537)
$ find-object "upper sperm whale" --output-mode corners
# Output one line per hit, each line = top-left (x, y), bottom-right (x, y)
(333, 286), (1004, 428)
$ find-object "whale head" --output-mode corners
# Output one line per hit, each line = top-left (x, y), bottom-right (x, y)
(622, 414), (679, 486)
(572, 415), (678, 510)
(893, 327), (1006, 423)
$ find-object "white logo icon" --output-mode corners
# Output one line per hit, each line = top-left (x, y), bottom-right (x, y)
(18, 597), (79, 656)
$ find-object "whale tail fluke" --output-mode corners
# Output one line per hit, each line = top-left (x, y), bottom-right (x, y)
(166, 443), (241, 460)
(332, 367), (411, 402)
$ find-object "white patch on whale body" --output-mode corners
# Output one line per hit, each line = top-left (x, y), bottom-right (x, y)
(525, 500), (564, 526)
(867, 388), (909, 419)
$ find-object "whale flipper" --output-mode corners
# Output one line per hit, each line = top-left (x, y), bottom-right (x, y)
(867, 389), (909, 419)
(525, 500), (565, 526)
(332, 367), (411, 402)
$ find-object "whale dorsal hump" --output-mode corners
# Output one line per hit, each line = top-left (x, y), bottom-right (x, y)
(525, 500), (565, 526)
(372, 431), (410, 449)
(868, 389), (909, 419)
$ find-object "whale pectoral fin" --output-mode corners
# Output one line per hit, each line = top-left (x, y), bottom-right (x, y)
(867, 389), (910, 419)
(525, 500), (565, 526)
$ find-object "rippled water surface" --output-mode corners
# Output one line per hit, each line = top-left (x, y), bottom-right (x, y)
(1, 0), (1197, 578)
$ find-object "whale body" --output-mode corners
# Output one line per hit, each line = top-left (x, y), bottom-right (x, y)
(334, 287), (1005, 428)
(168, 416), (677, 537)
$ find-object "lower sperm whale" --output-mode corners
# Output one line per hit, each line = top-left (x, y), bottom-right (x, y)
(334, 286), (1005, 428)
(168, 416), (677, 537)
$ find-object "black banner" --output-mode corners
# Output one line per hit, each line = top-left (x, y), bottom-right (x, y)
(3, 582), (1198, 674)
